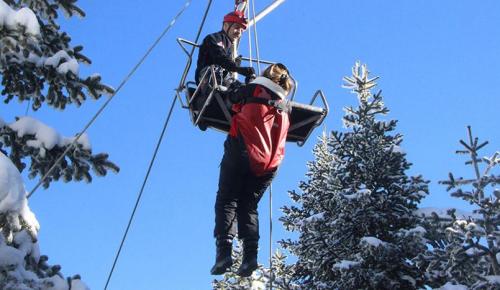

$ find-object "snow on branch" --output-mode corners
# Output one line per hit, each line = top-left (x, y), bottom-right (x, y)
(0, 116), (119, 189)
(0, 1), (41, 36)
(1, 0), (114, 110)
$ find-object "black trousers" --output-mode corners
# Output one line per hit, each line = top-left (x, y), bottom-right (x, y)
(214, 135), (276, 241)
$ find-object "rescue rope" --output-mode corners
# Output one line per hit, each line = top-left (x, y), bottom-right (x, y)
(251, 0), (262, 74)
(246, 0), (274, 286)
(246, 8), (253, 68)
(26, 0), (191, 199)
(269, 183), (274, 290)
(248, 0), (274, 287)
(247, 0), (273, 287)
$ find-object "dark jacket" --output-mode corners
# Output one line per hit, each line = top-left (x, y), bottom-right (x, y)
(195, 30), (238, 84)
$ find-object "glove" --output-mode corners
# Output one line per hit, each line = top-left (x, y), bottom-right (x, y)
(245, 74), (256, 84)
(236, 66), (256, 78)
(235, 55), (243, 66)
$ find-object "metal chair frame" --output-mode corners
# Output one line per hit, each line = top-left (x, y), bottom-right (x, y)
(174, 37), (329, 146)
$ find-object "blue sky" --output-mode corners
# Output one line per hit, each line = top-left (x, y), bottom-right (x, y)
(3, 0), (500, 289)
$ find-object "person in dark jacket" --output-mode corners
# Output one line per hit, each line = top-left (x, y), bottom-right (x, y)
(195, 11), (255, 85)
(211, 63), (293, 277)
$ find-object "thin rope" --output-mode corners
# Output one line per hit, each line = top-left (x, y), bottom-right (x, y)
(246, 7), (253, 68)
(248, 0), (271, 286)
(26, 0), (191, 199)
(251, 0), (262, 74)
(269, 183), (273, 290)
(103, 0), (211, 287)
(103, 96), (177, 290)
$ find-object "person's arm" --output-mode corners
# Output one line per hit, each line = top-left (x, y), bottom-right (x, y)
(205, 34), (238, 72)
(227, 83), (255, 104)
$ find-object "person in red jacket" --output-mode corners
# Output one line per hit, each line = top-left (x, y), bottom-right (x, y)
(211, 63), (293, 277)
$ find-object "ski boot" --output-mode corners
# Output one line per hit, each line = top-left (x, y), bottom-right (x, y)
(210, 237), (233, 275)
(236, 239), (258, 277)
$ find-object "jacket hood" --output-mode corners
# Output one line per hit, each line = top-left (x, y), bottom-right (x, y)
(250, 76), (288, 100)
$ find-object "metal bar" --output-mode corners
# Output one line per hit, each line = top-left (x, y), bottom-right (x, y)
(214, 93), (233, 122)
(240, 56), (275, 65)
(194, 67), (219, 126)
(288, 115), (321, 133)
(309, 90), (329, 115)
(247, 0), (286, 28)
(195, 89), (215, 126)
(177, 38), (200, 55)
(288, 90), (330, 147)
(175, 0), (213, 94)
(188, 68), (211, 107)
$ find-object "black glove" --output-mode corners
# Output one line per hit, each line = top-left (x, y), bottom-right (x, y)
(245, 74), (256, 84)
(236, 66), (256, 78)
(235, 55), (243, 66)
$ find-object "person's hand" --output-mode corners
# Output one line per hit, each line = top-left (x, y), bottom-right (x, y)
(245, 74), (256, 84)
(235, 55), (243, 66)
(236, 66), (255, 78)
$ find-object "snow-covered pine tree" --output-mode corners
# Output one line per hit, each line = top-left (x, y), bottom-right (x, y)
(1, 0), (118, 189)
(1, 152), (88, 289)
(280, 62), (429, 289)
(1, 0), (118, 288)
(417, 127), (500, 289)
(1, 0), (113, 110)
(212, 241), (296, 290)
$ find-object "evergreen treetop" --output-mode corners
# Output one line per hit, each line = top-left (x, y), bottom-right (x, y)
(281, 62), (429, 289)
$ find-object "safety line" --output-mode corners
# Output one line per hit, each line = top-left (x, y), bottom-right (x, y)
(26, 0), (191, 199)
(269, 183), (273, 290)
(246, 7), (253, 68)
(251, 0), (262, 74)
(248, 0), (272, 287)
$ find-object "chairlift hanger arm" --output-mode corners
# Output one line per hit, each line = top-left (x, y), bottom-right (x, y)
(247, 0), (286, 28)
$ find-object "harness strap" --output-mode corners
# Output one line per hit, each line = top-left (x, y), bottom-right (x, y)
(244, 96), (291, 113)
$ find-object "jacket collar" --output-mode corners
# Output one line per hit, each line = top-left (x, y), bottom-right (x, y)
(219, 30), (232, 43)
(250, 77), (287, 100)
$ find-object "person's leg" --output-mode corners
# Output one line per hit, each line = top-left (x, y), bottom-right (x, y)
(236, 170), (276, 277)
(211, 136), (245, 275)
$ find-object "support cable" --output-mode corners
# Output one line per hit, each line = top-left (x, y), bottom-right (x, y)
(104, 1), (211, 288)
(26, 0), (191, 199)
(103, 96), (177, 290)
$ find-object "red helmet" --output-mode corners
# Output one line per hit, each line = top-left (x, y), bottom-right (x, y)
(223, 11), (248, 29)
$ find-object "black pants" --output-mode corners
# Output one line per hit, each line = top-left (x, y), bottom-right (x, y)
(214, 136), (276, 241)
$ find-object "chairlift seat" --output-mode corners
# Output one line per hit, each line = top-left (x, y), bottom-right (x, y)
(185, 82), (328, 146)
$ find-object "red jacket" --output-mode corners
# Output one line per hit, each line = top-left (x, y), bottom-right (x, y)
(229, 77), (290, 176)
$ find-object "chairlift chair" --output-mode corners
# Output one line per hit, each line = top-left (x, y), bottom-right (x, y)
(175, 38), (329, 146)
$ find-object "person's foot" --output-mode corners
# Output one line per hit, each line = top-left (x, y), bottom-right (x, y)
(236, 240), (258, 277)
(210, 238), (233, 275)
(236, 256), (257, 277)
(198, 121), (208, 131)
(210, 256), (232, 275)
